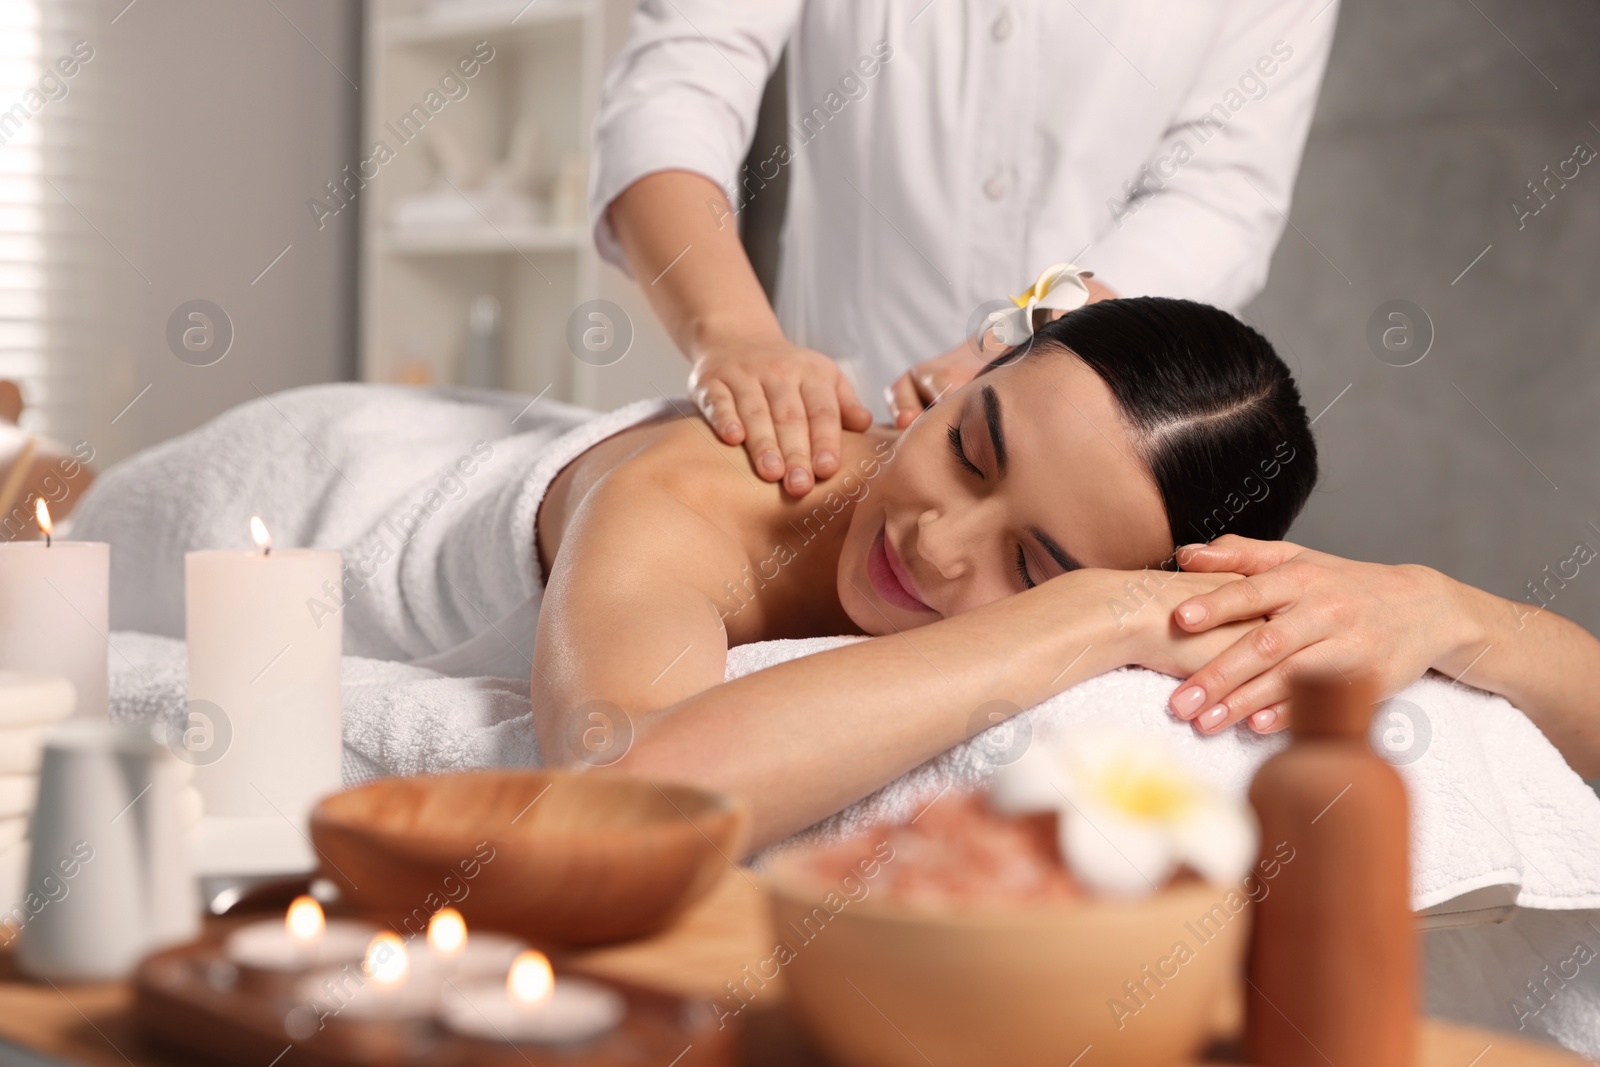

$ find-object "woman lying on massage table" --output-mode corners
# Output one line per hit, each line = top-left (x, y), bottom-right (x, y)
(533, 296), (1600, 851)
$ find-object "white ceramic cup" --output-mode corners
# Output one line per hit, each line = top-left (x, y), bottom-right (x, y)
(14, 720), (199, 980)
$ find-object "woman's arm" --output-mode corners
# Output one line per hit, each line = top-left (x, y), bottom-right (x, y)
(534, 496), (1253, 850)
(1170, 536), (1600, 776)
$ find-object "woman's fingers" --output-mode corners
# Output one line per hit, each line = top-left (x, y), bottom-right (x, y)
(1248, 702), (1291, 734)
(1173, 566), (1308, 632)
(1170, 614), (1321, 721)
(727, 376), (785, 483)
(885, 374), (924, 428)
(1177, 535), (1302, 576)
(799, 379), (843, 480)
(693, 379), (743, 444)
(1191, 664), (1298, 735)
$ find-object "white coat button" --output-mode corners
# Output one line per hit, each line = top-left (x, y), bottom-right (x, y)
(992, 10), (1013, 40)
(983, 176), (1006, 200)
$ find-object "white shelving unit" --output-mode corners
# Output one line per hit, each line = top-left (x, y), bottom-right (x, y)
(360, 0), (616, 404)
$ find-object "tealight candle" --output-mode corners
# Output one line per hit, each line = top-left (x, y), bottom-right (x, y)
(186, 517), (342, 876)
(335, 932), (436, 1019)
(412, 908), (526, 985)
(224, 896), (374, 974)
(0, 501), (108, 718)
(441, 950), (626, 1045)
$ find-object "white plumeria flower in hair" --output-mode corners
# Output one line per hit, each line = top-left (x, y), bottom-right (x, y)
(979, 262), (1096, 349)
(991, 725), (1258, 899)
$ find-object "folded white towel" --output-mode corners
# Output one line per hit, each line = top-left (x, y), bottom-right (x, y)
(0, 777), (33, 819)
(106, 632), (538, 787)
(0, 672), (74, 727)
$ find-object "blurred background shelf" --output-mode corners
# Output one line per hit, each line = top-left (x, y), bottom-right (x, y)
(381, 0), (590, 46)
(360, 0), (674, 407)
(380, 225), (587, 256)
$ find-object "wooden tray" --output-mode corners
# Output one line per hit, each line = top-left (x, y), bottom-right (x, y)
(133, 936), (737, 1067)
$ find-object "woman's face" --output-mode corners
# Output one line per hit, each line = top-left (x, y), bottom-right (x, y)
(838, 350), (1171, 634)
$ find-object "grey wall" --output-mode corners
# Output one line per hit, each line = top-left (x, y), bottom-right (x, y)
(1244, 0), (1600, 632)
(89, 0), (361, 466)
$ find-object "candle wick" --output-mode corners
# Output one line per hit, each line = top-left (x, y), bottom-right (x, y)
(263, 545), (271, 557)
(44, 532), (50, 548)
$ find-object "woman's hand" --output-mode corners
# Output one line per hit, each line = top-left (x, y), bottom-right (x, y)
(688, 333), (873, 497)
(1167, 535), (1469, 735)
(1093, 567), (1266, 680)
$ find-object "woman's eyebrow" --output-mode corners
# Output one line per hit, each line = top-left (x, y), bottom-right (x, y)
(982, 385), (1006, 474)
(1028, 525), (1082, 572)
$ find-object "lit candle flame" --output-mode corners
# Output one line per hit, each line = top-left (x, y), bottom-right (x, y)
(427, 907), (467, 957)
(250, 515), (272, 555)
(35, 498), (51, 545)
(508, 950), (553, 1006)
(285, 895), (325, 945)
(364, 932), (409, 987)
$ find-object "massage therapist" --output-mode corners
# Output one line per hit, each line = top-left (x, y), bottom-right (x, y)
(591, 0), (1339, 495)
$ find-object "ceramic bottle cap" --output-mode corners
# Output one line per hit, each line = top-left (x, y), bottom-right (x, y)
(1291, 673), (1381, 739)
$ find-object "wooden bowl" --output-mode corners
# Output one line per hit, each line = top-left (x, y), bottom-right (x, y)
(766, 856), (1247, 1067)
(309, 770), (749, 946)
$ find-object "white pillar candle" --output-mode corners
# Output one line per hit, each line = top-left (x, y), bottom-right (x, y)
(0, 503), (108, 719)
(185, 518), (341, 875)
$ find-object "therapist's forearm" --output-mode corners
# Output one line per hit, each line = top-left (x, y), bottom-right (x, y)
(608, 170), (781, 361)
(1433, 573), (1600, 777)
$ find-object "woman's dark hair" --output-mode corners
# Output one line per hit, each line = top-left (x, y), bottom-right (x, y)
(987, 296), (1318, 551)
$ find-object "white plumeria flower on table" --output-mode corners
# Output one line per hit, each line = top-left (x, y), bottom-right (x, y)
(979, 262), (1096, 349)
(991, 726), (1258, 899)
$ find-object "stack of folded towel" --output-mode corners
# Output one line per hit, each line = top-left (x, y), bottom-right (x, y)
(0, 673), (76, 906)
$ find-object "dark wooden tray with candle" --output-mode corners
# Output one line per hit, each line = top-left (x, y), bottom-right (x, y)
(133, 930), (735, 1067)
(133, 769), (750, 1067)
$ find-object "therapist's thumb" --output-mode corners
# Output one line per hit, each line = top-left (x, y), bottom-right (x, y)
(838, 378), (872, 430)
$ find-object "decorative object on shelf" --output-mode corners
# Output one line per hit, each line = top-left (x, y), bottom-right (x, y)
(1246, 673), (1415, 1067)
(0, 500), (109, 718)
(0, 380), (97, 542)
(548, 152), (588, 228)
(185, 517), (343, 878)
(460, 294), (503, 388)
(309, 770), (749, 945)
(16, 720), (197, 981)
(389, 120), (544, 233)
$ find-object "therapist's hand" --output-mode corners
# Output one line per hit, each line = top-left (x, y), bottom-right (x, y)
(689, 333), (873, 496)
(886, 339), (991, 429)
(888, 279), (1120, 427)
(1167, 535), (1461, 736)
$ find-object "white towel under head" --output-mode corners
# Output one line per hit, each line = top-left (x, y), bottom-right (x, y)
(724, 636), (1600, 915)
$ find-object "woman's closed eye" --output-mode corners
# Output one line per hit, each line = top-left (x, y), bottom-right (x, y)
(946, 422), (983, 478)
(1014, 544), (1037, 589)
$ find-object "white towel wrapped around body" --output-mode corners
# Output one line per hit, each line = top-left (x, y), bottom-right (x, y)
(71, 385), (675, 678)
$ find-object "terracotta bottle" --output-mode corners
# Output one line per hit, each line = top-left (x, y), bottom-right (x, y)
(1244, 673), (1415, 1067)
